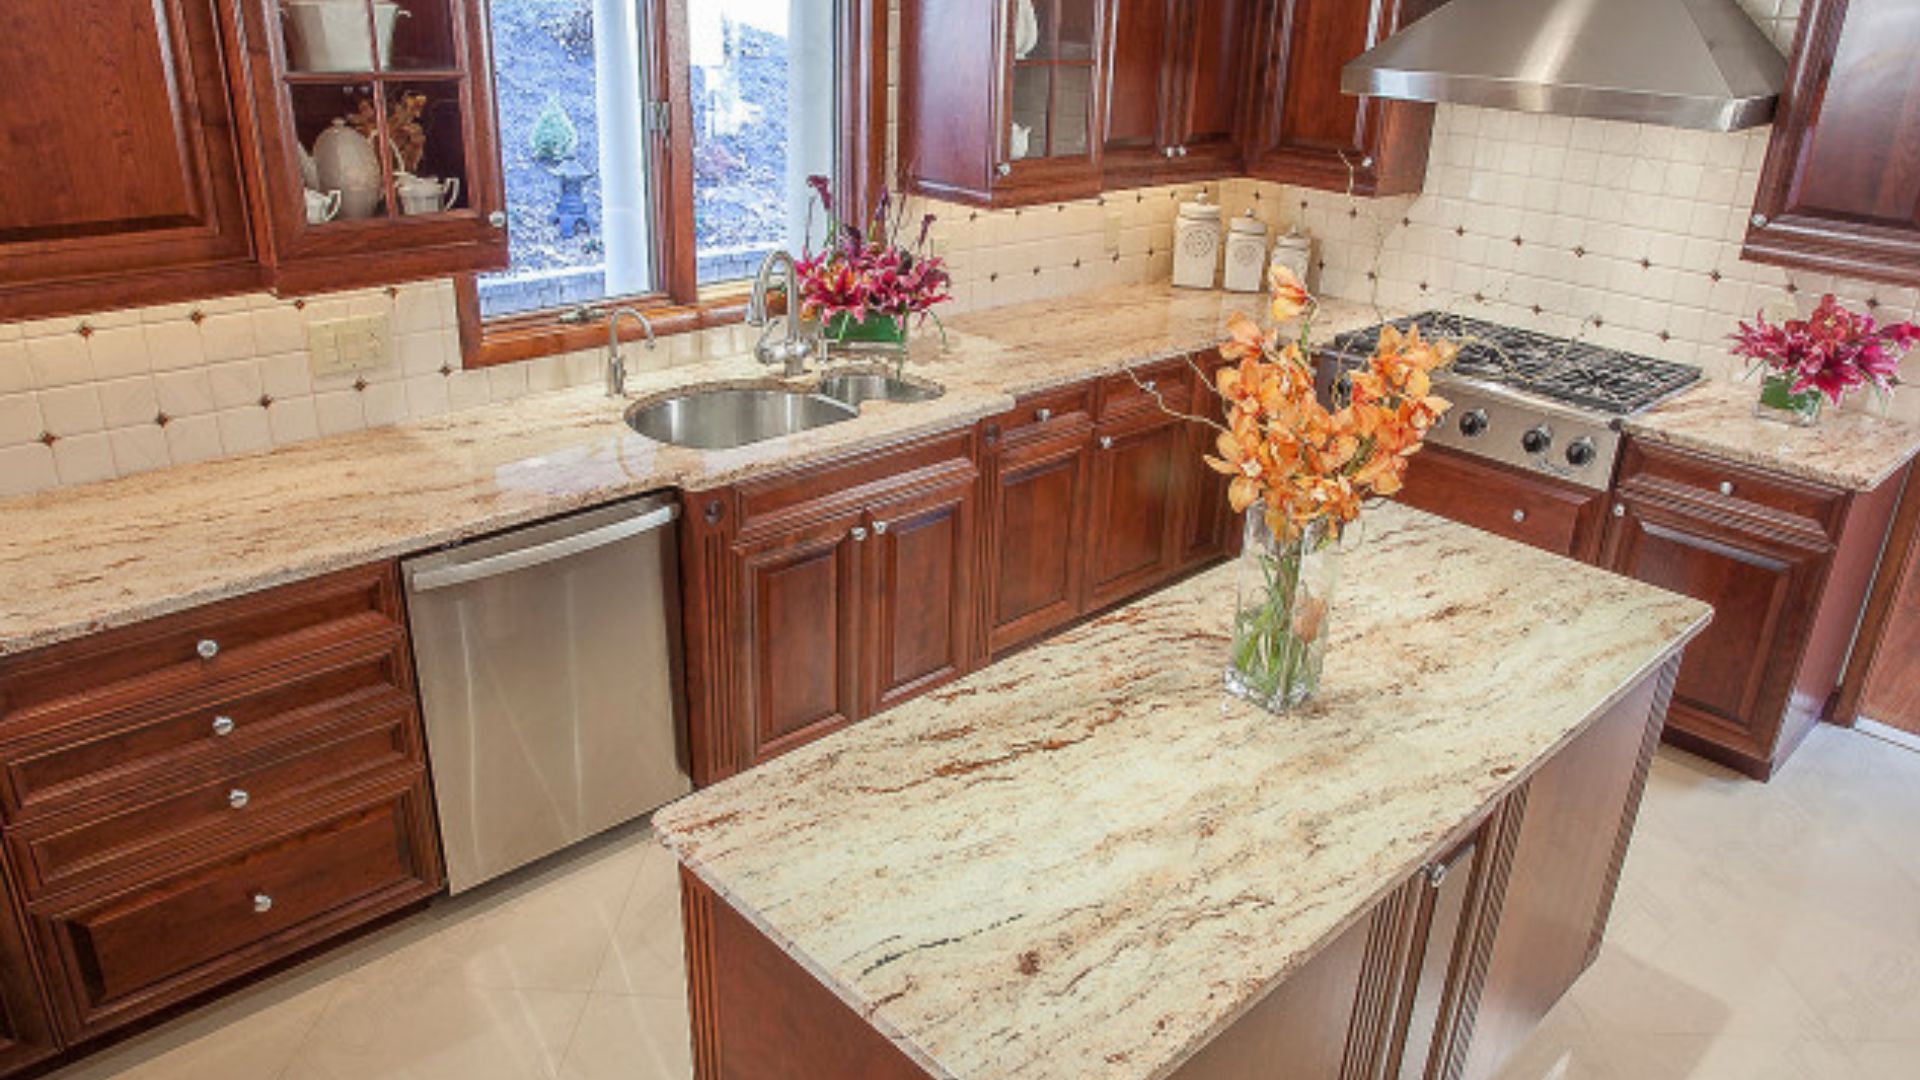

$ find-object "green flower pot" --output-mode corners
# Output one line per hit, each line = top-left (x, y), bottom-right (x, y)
(826, 311), (907, 346)
(1755, 371), (1823, 427)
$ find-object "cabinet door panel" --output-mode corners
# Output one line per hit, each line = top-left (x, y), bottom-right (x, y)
(1086, 413), (1185, 608)
(0, 0), (254, 316)
(1102, 0), (1177, 171)
(0, 852), (57, 1075)
(988, 428), (1094, 654)
(866, 482), (977, 714)
(1177, 0), (1251, 159)
(738, 518), (863, 762)
(1604, 496), (1827, 758)
(1747, 0), (1920, 284)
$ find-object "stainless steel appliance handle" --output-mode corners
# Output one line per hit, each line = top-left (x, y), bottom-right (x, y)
(409, 504), (680, 592)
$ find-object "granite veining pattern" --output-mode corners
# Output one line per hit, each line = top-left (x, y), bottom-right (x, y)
(653, 506), (1711, 1080)
(0, 286), (1388, 657)
(1624, 377), (1920, 492)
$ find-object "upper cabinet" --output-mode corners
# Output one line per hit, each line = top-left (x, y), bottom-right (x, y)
(0, 0), (508, 322)
(223, 0), (509, 294)
(900, 0), (1107, 208)
(1745, 0), (1920, 286)
(1244, 0), (1446, 196)
(0, 0), (258, 321)
(1101, 0), (1255, 187)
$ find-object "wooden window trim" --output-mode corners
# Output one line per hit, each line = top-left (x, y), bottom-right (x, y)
(457, 0), (891, 370)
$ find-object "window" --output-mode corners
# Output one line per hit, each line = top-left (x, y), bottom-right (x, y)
(470, 0), (876, 338)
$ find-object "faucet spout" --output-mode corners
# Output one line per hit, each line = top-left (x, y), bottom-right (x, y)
(749, 251), (817, 378)
(605, 307), (656, 398)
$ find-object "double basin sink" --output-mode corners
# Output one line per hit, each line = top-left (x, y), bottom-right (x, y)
(625, 371), (942, 450)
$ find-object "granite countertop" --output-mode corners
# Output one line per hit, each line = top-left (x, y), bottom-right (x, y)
(1623, 377), (1920, 492)
(0, 285), (1383, 657)
(652, 505), (1713, 1080)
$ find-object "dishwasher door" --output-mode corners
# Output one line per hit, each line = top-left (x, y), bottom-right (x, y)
(403, 494), (691, 894)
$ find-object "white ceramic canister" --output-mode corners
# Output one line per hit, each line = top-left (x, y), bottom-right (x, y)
(1172, 196), (1223, 290)
(1223, 212), (1269, 293)
(1269, 225), (1316, 291)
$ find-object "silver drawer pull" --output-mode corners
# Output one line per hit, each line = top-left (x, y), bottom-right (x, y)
(874, 521), (889, 536)
(1100, 436), (1115, 450)
(1511, 509), (1528, 524)
(196, 639), (220, 660)
(1718, 481), (1735, 496)
(252, 893), (274, 914)
(1143, 380), (1157, 393)
(212, 715), (236, 737)
(228, 789), (251, 810)
(1035, 407), (1053, 423)
(1614, 504), (1627, 518)
(851, 526), (869, 542)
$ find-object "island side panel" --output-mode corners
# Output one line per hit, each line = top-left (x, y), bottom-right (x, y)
(680, 867), (930, 1080)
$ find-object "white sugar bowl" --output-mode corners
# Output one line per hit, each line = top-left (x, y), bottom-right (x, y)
(1172, 197), (1223, 290)
(1223, 212), (1269, 293)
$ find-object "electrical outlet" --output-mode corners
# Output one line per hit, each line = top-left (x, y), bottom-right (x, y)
(307, 315), (392, 378)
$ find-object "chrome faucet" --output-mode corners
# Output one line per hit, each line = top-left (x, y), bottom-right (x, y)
(604, 306), (656, 398)
(747, 251), (819, 378)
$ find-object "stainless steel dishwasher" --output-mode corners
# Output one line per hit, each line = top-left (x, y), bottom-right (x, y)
(403, 494), (691, 894)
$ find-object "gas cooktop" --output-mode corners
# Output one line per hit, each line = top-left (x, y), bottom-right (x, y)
(1329, 311), (1703, 417)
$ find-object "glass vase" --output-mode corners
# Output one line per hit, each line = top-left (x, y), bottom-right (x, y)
(1754, 370), (1823, 427)
(825, 310), (908, 361)
(1225, 513), (1343, 712)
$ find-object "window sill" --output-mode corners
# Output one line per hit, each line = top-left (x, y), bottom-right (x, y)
(454, 278), (757, 369)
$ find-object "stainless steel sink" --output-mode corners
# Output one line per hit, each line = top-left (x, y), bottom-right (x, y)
(817, 371), (944, 407)
(624, 388), (858, 449)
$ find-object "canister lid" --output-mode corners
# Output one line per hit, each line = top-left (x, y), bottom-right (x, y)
(1229, 211), (1267, 236)
(1178, 196), (1222, 221)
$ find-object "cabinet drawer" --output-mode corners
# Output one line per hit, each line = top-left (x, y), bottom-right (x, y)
(11, 712), (418, 899)
(1617, 439), (1847, 536)
(1401, 447), (1606, 561)
(1098, 357), (1193, 418)
(0, 645), (413, 822)
(0, 564), (404, 738)
(993, 383), (1096, 444)
(33, 776), (437, 1036)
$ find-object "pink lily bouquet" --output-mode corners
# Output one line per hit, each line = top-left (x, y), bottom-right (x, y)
(795, 176), (951, 351)
(1731, 294), (1918, 425)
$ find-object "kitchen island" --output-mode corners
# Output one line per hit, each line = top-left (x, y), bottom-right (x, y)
(652, 505), (1712, 1080)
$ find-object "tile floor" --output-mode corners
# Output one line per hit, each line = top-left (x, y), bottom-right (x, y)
(49, 724), (1920, 1080)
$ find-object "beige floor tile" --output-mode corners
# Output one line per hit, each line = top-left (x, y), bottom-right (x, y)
(555, 993), (693, 1080)
(281, 982), (587, 1080)
(50, 975), (333, 1080)
(593, 843), (688, 998)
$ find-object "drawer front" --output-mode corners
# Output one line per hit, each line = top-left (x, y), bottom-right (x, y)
(0, 645), (412, 822)
(993, 383), (1096, 445)
(12, 711), (417, 898)
(0, 564), (404, 737)
(1401, 447), (1606, 561)
(1618, 439), (1847, 536)
(33, 775), (437, 1036)
(1098, 357), (1193, 418)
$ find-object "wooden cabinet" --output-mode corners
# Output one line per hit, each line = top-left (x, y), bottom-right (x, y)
(1086, 406), (1188, 609)
(0, 855), (56, 1077)
(1101, 0), (1254, 187)
(735, 511), (866, 762)
(1399, 445), (1609, 563)
(900, 0), (1107, 208)
(0, 0), (258, 320)
(223, 0), (509, 294)
(1245, 0), (1445, 196)
(1602, 439), (1907, 779)
(865, 478), (979, 716)
(1745, 0), (1920, 286)
(0, 563), (442, 1043)
(981, 396), (1097, 655)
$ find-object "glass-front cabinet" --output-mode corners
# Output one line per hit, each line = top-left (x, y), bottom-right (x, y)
(900, 0), (1105, 207)
(229, 0), (508, 293)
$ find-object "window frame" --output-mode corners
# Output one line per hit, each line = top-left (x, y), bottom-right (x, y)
(457, 0), (890, 369)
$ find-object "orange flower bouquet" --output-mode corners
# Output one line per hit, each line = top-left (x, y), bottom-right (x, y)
(1205, 267), (1457, 709)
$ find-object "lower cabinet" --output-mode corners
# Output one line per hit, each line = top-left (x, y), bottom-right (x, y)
(864, 479), (978, 716)
(1400, 444), (1609, 563)
(1086, 404), (1191, 610)
(981, 391), (1097, 656)
(734, 509), (867, 761)
(0, 858), (56, 1076)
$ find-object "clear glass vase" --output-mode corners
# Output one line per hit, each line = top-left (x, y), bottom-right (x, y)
(1754, 370), (1823, 427)
(1225, 513), (1343, 712)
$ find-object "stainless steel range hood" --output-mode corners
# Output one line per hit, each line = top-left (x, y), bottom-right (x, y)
(1341, 0), (1786, 132)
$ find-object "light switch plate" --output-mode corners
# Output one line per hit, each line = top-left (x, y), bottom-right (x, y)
(307, 315), (392, 378)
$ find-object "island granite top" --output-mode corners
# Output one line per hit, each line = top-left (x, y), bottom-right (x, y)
(652, 505), (1712, 1080)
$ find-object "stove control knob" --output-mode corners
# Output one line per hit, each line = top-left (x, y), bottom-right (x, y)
(1458, 409), (1489, 438)
(1565, 438), (1598, 468)
(1522, 426), (1553, 456)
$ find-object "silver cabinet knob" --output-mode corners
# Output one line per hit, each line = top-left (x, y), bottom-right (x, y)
(1511, 509), (1528, 524)
(196, 639), (220, 660)
(1035, 407), (1053, 423)
(212, 715), (236, 737)
(996, 162), (1012, 177)
(1751, 213), (1769, 228)
(1424, 862), (1449, 888)
(1361, 156), (1375, 169)
(1176, 146), (1188, 158)
(1142, 380), (1157, 393)
(488, 210), (507, 228)
(1162, 146), (1177, 159)
(851, 526), (869, 542)
(874, 521), (889, 535)
(228, 789), (251, 810)
(1099, 436), (1115, 450)
(1614, 504), (1627, 518)
(252, 893), (274, 914)
(1718, 481), (1735, 496)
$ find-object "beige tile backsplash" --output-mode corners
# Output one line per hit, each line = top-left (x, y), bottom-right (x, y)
(4, 0), (1914, 496)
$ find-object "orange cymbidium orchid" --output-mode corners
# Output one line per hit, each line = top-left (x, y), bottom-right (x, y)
(1199, 275), (1459, 542)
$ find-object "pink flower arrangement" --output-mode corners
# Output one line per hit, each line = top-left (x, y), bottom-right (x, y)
(794, 176), (951, 331)
(1730, 294), (1919, 405)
